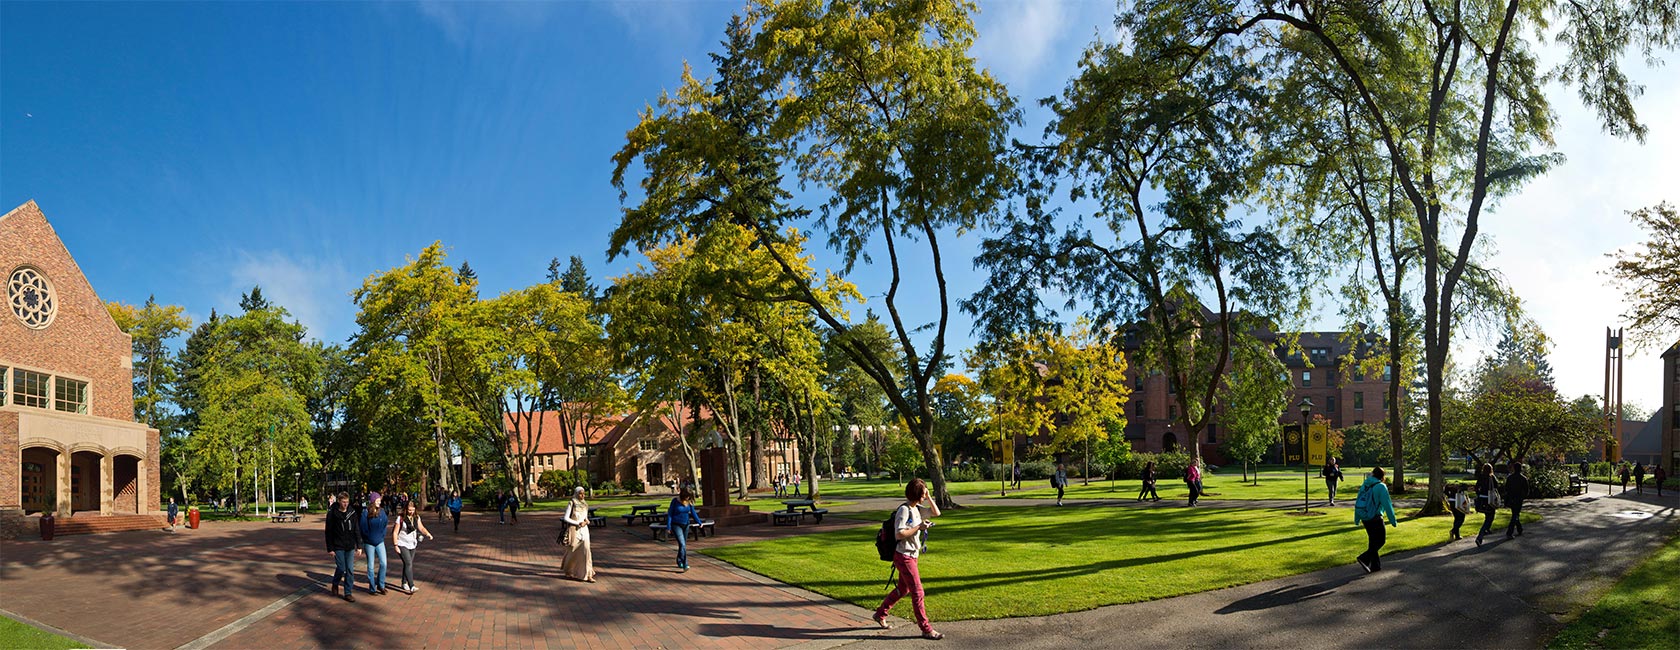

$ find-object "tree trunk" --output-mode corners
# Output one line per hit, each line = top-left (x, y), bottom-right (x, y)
(749, 367), (764, 489)
(1387, 314), (1407, 494)
(434, 415), (452, 493)
(1083, 437), (1091, 486)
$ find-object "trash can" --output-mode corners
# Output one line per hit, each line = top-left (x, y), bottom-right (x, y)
(188, 508), (201, 529)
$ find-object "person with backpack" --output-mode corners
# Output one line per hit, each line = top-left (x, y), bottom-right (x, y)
(1446, 483), (1470, 540)
(1655, 464), (1668, 497)
(505, 491), (520, 525)
(325, 490), (362, 602)
(447, 490), (463, 532)
(1503, 463), (1530, 539)
(1354, 467), (1399, 573)
(1321, 458), (1345, 505)
(391, 501), (434, 593)
(1633, 462), (1646, 495)
(1138, 461), (1161, 502)
(1619, 463), (1630, 493)
(1011, 460), (1022, 490)
(1053, 463), (1068, 506)
(1475, 463), (1501, 546)
(1184, 462), (1203, 506)
(873, 478), (942, 640)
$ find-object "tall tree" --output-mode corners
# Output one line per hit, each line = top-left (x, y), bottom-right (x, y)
(1217, 335), (1291, 484)
(611, 3), (1017, 506)
(1125, 0), (1679, 512)
(107, 296), (193, 430)
(1607, 202), (1680, 350)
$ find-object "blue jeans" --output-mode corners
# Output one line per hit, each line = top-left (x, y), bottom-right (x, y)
(673, 525), (689, 567)
(332, 549), (355, 591)
(363, 542), (387, 591)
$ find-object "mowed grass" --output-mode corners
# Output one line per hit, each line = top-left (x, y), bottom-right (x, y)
(704, 504), (1536, 620)
(0, 616), (87, 650)
(1550, 530), (1680, 649)
(994, 466), (1462, 503)
(812, 478), (1020, 500)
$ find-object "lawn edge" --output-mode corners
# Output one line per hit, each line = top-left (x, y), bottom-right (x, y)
(1545, 526), (1680, 650)
(0, 607), (103, 649)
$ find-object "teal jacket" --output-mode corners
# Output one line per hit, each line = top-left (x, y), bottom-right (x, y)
(1354, 475), (1398, 527)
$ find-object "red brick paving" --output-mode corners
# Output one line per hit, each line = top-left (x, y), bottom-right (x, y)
(0, 510), (888, 649)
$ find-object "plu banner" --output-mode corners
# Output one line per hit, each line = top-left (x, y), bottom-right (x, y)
(1283, 423), (1304, 465)
(1307, 421), (1329, 466)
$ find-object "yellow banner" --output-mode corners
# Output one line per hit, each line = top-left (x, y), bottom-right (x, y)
(1307, 421), (1329, 465)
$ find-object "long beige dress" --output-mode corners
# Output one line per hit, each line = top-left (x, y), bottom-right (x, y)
(562, 500), (595, 581)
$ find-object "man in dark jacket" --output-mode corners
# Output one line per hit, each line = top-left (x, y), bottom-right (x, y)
(1504, 464), (1530, 539)
(325, 491), (363, 601)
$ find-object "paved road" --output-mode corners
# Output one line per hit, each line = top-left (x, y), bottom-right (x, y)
(837, 491), (1680, 648)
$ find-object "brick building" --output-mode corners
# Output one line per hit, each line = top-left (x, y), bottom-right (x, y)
(1662, 340), (1678, 474)
(2, 201), (161, 537)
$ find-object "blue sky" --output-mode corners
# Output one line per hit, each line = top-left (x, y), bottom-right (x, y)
(1, 1), (1670, 408)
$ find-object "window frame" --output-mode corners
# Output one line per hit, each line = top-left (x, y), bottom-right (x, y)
(1354, 391), (1365, 410)
(12, 367), (51, 409)
(54, 376), (89, 414)
(638, 438), (658, 452)
(1301, 370), (1312, 387)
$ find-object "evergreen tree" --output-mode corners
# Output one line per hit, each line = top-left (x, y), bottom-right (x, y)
(457, 261), (478, 284)
(239, 286), (269, 312)
(557, 255), (597, 302)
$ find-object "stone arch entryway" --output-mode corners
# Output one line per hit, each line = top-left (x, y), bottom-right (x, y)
(113, 454), (142, 514)
(1162, 432), (1179, 454)
(20, 446), (61, 515)
(69, 450), (103, 513)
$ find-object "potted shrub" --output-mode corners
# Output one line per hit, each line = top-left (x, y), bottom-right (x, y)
(39, 496), (57, 541)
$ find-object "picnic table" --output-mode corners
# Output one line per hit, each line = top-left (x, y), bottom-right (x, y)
(650, 519), (716, 541)
(270, 510), (301, 523)
(622, 504), (665, 526)
(772, 500), (829, 526)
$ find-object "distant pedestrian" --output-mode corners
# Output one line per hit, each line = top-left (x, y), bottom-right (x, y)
(1353, 467), (1399, 572)
(1446, 484), (1469, 541)
(792, 473), (802, 497)
(1619, 464), (1630, 493)
(1011, 460), (1022, 490)
(1503, 463), (1529, 539)
(496, 490), (507, 524)
(1053, 463), (1068, 506)
(561, 487), (596, 582)
(774, 475), (784, 498)
(506, 492), (520, 525)
(1633, 462), (1646, 495)
(298, 496), (309, 513)
(872, 478), (943, 640)
(325, 491), (362, 602)
(447, 490), (462, 532)
(667, 489), (702, 572)
(1185, 463), (1203, 507)
(166, 497), (179, 531)
(391, 502), (434, 594)
(359, 492), (391, 595)
(1655, 464), (1667, 497)
(1578, 460), (1589, 480)
(1322, 458), (1345, 505)
(1138, 461), (1161, 502)
(436, 489), (447, 522)
(1475, 463), (1501, 547)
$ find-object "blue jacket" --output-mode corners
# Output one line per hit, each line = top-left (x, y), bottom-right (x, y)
(448, 497), (462, 513)
(1354, 475), (1398, 527)
(667, 498), (701, 529)
(359, 508), (390, 543)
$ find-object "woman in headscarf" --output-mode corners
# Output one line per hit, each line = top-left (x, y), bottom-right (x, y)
(561, 486), (596, 582)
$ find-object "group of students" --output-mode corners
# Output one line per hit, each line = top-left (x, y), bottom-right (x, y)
(1354, 461), (1538, 575)
(772, 473), (803, 498)
(324, 491), (436, 601)
(1613, 461), (1667, 496)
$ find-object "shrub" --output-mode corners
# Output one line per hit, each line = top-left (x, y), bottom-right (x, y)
(1019, 460), (1055, 480)
(1529, 467), (1571, 499)
(621, 478), (646, 494)
(1116, 452), (1201, 481)
(537, 469), (590, 498)
(595, 480), (621, 495)
(945, 464), (984, 483)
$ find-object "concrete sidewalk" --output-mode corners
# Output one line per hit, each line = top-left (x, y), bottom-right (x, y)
(839, 491), (1679, 648)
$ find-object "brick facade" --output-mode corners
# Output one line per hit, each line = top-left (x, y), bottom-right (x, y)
(1, 201), (160, 537)
(1663, 341), (1678, 474)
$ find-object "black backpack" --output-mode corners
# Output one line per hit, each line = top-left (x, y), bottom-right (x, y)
(875, 506), (905, 561)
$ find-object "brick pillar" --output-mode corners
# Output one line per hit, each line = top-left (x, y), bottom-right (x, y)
(56, 451), (70, 517)
(137, 457), (149, 515)
(100, 453), (113, 515)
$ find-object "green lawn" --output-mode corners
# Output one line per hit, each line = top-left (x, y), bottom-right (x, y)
(1550, 530), (1680, 649)
(812, 478), (1020, 500)
(0, 615), (86, 650)
(989, 467), (1467, 503)
(704, 504), (1535, 621)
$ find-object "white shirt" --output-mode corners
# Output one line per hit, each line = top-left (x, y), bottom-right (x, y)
(893, 504), (924, 557)
(395, 516), (421, 550)
(564, 501), (592, 544)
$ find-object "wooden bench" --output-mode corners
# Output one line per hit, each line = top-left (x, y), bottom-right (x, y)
(588, 515), (607, 528)
(1569, 474), (1587, 495)
(270, 511), (301, 523)
(650, 519), (717, 541)
(771, 511), (802, 526)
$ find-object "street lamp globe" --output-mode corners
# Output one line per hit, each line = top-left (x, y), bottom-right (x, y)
(1298, 397), (1314, 421)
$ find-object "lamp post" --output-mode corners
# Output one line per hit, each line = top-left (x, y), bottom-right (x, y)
(1299, 398), (1314, 512)
(294, 472), (301, 511)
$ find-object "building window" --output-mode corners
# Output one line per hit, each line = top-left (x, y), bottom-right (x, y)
(1301, 371), (1312, 387)
(1134, 402), (1144, 418)
(1354, 420), (1363, 426)
(1134, 374), (1144, 390)
(12, 368), (49, 409)
(1208, 425), (1217, 443)
(54, 377), (89, 414)
(1327, 395), (1337, 413)
(0, 365), (7, 406)
(1383, 366), (1393, 382)
(1309, 347), (1329, 365)
(1354, 391), (1365, 410)
(638, 438), (658, 451)
(1169, 405), (1178, 420)
(7, 266), (58, 330)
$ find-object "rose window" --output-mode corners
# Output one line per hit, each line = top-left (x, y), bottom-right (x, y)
(8, 267), (56, 329)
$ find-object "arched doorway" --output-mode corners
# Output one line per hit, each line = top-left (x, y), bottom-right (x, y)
(20, 446), (60, 515)
(645, 462), (664, 488)
(1162, 432), (1179, 454)
(114, 454), (142, 514)
(70, 450), (103, 513)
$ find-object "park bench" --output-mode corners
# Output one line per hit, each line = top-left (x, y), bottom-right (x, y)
(270, 511), (301, 523)
(1568, 474), (1587, 495)
(649, 519), (716, 541)
(804, 508), (829, 524)
(588, 515), (606, 527)
(771, 510), (802, 526)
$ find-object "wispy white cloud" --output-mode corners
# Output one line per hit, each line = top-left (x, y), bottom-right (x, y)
(972, 0), (1071, 88)
(415, 0), (469, 47)
(222, 250), (357, 344)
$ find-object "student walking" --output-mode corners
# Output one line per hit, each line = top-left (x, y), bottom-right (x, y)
(1185, 463), (1203, 506)
(359, 492), (391, 595)
(1354, 467), (1399, 572)
(326, 491), (362, 602)
(1053, 463), (1068, 506)
(166, 497), (179, 531)
(1011, 460), (1022, 490)
(446, 491), (463, 532)
(1633, 462), (1646, 495)
(872, 478), (943, 640)
(1138, 462), (1161, 502)
(1504, 463), (1529, 539)
(1322, 458), (1345, 505)
(391, 502), (434, 593)
(792, 473), (802, 497)
(1619, 463), (1630, 493)
(506, 492), (520, 525)
(667, 489), (702, 572)
(1655, 464), (1668, 497)
(495, 490), (507, 524)
(1475, 463), (1501, 547)
(561, 487), (596, 582)
(1446, 484), (1469, 540)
